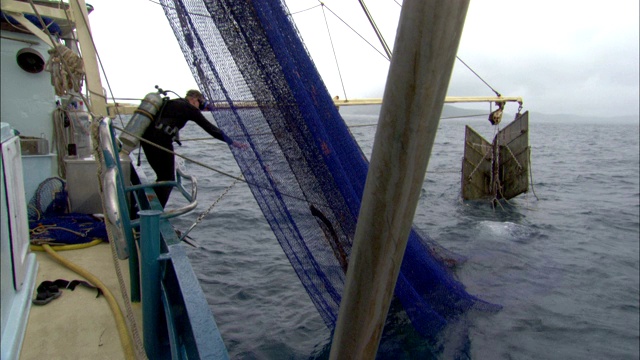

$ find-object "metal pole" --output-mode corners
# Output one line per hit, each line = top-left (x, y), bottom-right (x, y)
(139, 209), (162, 358)
(69, 0), (108, 117)
(329, 0), (470, 358)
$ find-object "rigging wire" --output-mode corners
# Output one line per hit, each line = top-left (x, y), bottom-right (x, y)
(149, 1), (502, 116)
(150, 0), (503, 103)
(357, 0), (392, 60)
(345, 113), (489, 128)
(107, 97), (145, 102)
(321, 4), (348, 101)
(289, 4), (323, 15)
(158, 0), (504, 111)
(295, 1), (503, 99)
(297, 2), (390, 61)
(174, 113), (490, 139)
(176, 133), (463, 178)
(113, 125), (244, 183)
(113, 125), (322, 208)
(455, 56), (502, 97)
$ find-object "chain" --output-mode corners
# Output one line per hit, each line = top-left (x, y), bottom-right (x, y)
(179, 176), (244, 241)
(503, 143), (523, 170)
(466, 152), (491, 182)
(516, 103), (523, 118)
(528, 148), (539, 201)
(465, 142), (492, 181)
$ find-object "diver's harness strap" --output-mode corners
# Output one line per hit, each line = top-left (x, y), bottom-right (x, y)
(133, 107), (155, 119)
(150, 97), (182, 145)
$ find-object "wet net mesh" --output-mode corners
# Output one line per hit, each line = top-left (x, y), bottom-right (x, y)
(161, 0), (497, 339)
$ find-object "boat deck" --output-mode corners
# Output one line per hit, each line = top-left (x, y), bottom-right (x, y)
(20, 242), (142, 360)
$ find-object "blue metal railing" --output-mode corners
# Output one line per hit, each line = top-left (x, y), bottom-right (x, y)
(139, 210), (162, 357)
(97, 117), (229, 359)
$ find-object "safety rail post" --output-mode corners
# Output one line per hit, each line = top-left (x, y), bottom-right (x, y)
(139, 209), (163, 358)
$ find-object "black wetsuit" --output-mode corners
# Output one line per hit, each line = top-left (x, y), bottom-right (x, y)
(141, 98), (231, 207)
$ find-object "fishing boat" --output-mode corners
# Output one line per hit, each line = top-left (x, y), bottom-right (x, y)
(1, 0), (526, 358)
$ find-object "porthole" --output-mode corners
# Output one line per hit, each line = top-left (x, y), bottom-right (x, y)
(16, 48), (45, 73)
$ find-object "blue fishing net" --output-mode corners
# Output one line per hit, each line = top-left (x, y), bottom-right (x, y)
(161, 0), (498, 340)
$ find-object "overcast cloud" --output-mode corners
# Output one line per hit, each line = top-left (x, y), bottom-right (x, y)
(87, 0), (639, 118)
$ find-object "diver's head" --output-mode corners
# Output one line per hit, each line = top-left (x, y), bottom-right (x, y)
(186, 89), (206, 110)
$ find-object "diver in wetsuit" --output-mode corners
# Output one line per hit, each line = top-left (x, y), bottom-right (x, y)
(141, 89), (242, 207)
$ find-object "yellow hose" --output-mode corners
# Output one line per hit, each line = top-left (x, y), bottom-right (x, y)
(30, 238), (103, 252)
(41, 244), (136, 360)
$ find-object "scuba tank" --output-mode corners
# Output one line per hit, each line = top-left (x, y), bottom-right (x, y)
(118, 89), (165, 154)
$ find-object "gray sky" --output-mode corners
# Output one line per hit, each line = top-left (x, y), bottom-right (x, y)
(87, 0), (639, 118)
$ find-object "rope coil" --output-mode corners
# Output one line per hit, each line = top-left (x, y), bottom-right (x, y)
(46, 45), (85, 96)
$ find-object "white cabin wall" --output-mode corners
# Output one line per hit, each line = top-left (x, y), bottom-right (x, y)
(0, 31), (56, 141)
(2, 31), (60, 199)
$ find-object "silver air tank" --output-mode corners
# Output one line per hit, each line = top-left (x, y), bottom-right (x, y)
(118, 92), (164, 154)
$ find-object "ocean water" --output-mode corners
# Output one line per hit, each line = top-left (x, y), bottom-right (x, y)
(162, 108), (639, 359)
